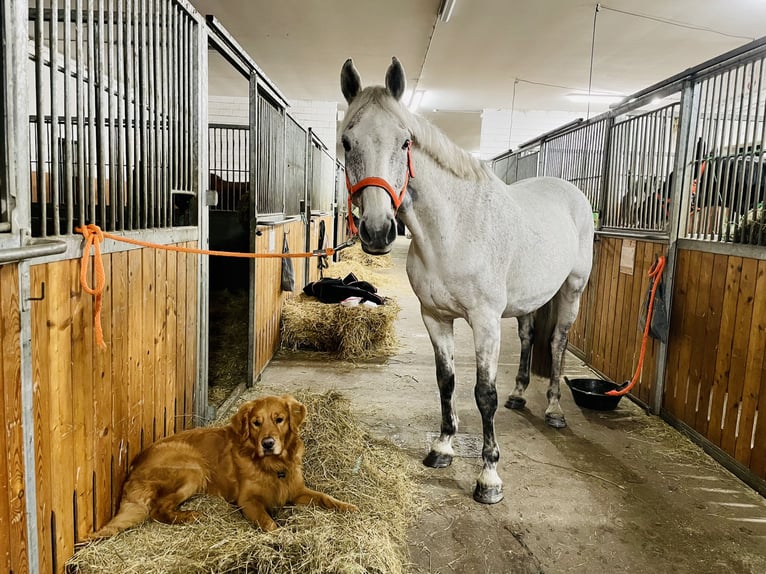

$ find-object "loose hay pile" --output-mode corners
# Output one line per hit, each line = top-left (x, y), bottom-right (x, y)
(281, 294), (400, 360)
(67, 390), (421, 574)
(339, 242), (393, 270)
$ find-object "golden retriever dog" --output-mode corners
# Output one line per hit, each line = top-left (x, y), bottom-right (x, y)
(92, 394), (357, 537)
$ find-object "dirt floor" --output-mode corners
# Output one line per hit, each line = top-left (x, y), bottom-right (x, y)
(235, 237), (766, 574)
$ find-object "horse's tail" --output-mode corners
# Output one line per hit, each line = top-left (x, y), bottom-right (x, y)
(531, 294), (559, 378)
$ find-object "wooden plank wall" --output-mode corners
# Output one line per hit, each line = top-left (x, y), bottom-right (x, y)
(569, 237), (667, 406)
(252, 220), (306, 378)
(665, 249), (766, 481)
(29, 243), (198, 573)
(0, 264), (29, 574)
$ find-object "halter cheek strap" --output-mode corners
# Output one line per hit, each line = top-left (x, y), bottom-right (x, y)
(345, 140), (415, 235)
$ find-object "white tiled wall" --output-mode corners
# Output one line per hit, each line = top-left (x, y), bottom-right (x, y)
(479, 108), (582, 160)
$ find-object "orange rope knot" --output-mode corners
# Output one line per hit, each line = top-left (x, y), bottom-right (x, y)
(76, 224), (107, 349)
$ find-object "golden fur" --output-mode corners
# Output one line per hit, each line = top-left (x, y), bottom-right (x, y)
(92, 395), (357, 537)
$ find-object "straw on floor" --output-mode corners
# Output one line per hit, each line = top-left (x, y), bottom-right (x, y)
(67, 390), (421, 574)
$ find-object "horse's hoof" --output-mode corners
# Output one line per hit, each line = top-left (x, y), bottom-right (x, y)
(423, 451), (453, 468)
(545, 414), (567, 429)
(505, 396), (526, 410)
(473, 483), (504, 504)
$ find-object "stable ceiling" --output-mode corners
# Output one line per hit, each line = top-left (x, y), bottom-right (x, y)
(190, 0), (766, 154)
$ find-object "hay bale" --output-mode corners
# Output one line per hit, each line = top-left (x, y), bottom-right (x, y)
(67, 391), (421, 574)
(281, 294), (400, 360)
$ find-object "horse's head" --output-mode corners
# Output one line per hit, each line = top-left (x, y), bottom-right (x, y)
(340, 57), (414, 255)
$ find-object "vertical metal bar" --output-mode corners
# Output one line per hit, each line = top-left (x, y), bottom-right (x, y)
(34, 0), (47, 236)
(171, 3), (178, 193)
(161, 0), (169, 226)
(153, 0), (161, 226)
(734, 61), (754, 227)
(147, 0), (156, 227)
(183, 14), (189, 191)
(50, 0), (61, 235)
(697, 78), (716, 239)
(139, 0), (148, 227)
(63, 0), (74, 234)
(752, 58), (766, 245)
(87, 0), (97, 224)
(126, 0), (136, 229)
(75, 0), (86, 227)
(95, 0), (106, 229)
(107, 0), (116, 231)
(116, 0), (126, 230)
(703, 73), (726, 239)
(717, 68), (738, 239)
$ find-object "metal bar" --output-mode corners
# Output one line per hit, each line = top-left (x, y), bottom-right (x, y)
(87, 0), (96, 224)
(0, 240), (69, 264)
(34, 0), (47, 237)
(147, 0), (156, 227)
(50, 0), (61, 235)
(139, 0), (148, 227)
(63, 0), (73, 234)
(160, 0), (169, 226)
(126, 0), (136, 229)
(116, 0), (125, 231)
(739, 57), (764, 240)
(95, 0), (106, 229)
(107, 0), (116, 231)
(75, 0), (86, 228)
(752, 59), (766, 245)
(182, 13), (189, 191)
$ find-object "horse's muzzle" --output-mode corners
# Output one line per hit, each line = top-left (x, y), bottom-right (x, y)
(358, 218), (398, 255)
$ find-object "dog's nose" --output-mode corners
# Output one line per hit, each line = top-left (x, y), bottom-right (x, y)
(261, 437), (276, 451)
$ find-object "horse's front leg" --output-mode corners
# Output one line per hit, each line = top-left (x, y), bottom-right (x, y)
(422, 311), (458, 468)
(505, 313), (534, 410)
(471, 314), (503, 504)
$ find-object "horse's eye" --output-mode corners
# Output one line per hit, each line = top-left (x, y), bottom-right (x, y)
(342, 136), (351, 152)
(275, 417), (284, 424)
(402, 139), (411, 150)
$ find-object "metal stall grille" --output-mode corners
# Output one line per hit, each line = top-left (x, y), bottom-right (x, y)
(0, 0), (7, 233)
(540, 118), (609, 213)
(28, 0), (197, 238)
(208, 124), (248, 212)
(255, 92), (285, 216)
(308, 140), (334, 213)
(603, 102), (681, 232)
(284, 114), (306, 217)
(516, 150), (539, 182)
(685, 53), (766, 244)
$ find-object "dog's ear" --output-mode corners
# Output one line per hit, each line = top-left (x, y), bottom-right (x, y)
(231, 401), (254, 442)
(283, 395), (307, 429)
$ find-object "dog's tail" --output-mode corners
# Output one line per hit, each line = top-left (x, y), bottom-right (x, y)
(90, 496), (150, 539)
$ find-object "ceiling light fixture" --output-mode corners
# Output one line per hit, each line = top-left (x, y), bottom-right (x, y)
(438, 0), (457, 23)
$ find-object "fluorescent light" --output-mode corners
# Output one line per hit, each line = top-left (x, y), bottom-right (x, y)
(566, 92), (624, 104)
(438, 0), (457, 23)
(408, 90), (425, 112)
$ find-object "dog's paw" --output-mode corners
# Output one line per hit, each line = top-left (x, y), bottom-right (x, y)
(336, 501), (359, 513)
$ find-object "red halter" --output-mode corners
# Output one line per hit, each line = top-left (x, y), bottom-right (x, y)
(345, 140), (415, 235)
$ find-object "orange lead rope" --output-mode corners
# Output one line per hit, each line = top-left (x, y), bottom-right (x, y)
(606, 255), (667, 397)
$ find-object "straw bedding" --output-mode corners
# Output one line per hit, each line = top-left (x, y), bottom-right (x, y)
(281, 252), (401, 360)
(67, 390), (421, 574)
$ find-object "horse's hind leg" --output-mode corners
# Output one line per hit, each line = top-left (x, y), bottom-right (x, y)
(422, 312), (458, 468)
(505, 313), (534, 410)
(545, 283), (584, 428)
(470, 312), (503, 504)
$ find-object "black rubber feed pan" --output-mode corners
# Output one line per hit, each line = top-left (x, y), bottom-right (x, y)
(564, 377), (624, 411)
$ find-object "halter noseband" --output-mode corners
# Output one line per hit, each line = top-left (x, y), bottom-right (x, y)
(345, 140), (415, 235)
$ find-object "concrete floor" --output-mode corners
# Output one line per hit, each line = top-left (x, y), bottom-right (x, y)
(245, 237), (766, 574)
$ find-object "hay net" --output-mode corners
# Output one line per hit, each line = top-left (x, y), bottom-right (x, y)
(68, 390), (420, 574)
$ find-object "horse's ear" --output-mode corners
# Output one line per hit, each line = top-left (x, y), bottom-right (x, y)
(385, 57), (406, 101)
(341, 58), (362, 104)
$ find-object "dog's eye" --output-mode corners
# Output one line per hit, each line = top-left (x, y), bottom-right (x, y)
(252, 420), (261, 427)
(275, 417), (284, 424)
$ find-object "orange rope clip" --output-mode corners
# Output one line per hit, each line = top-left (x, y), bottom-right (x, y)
(76, 224), (107, 348)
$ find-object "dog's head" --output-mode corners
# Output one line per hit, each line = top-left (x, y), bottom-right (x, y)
(231, 395), (307, 458)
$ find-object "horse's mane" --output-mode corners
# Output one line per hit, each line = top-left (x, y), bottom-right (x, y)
(341, 87), (493, 182)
